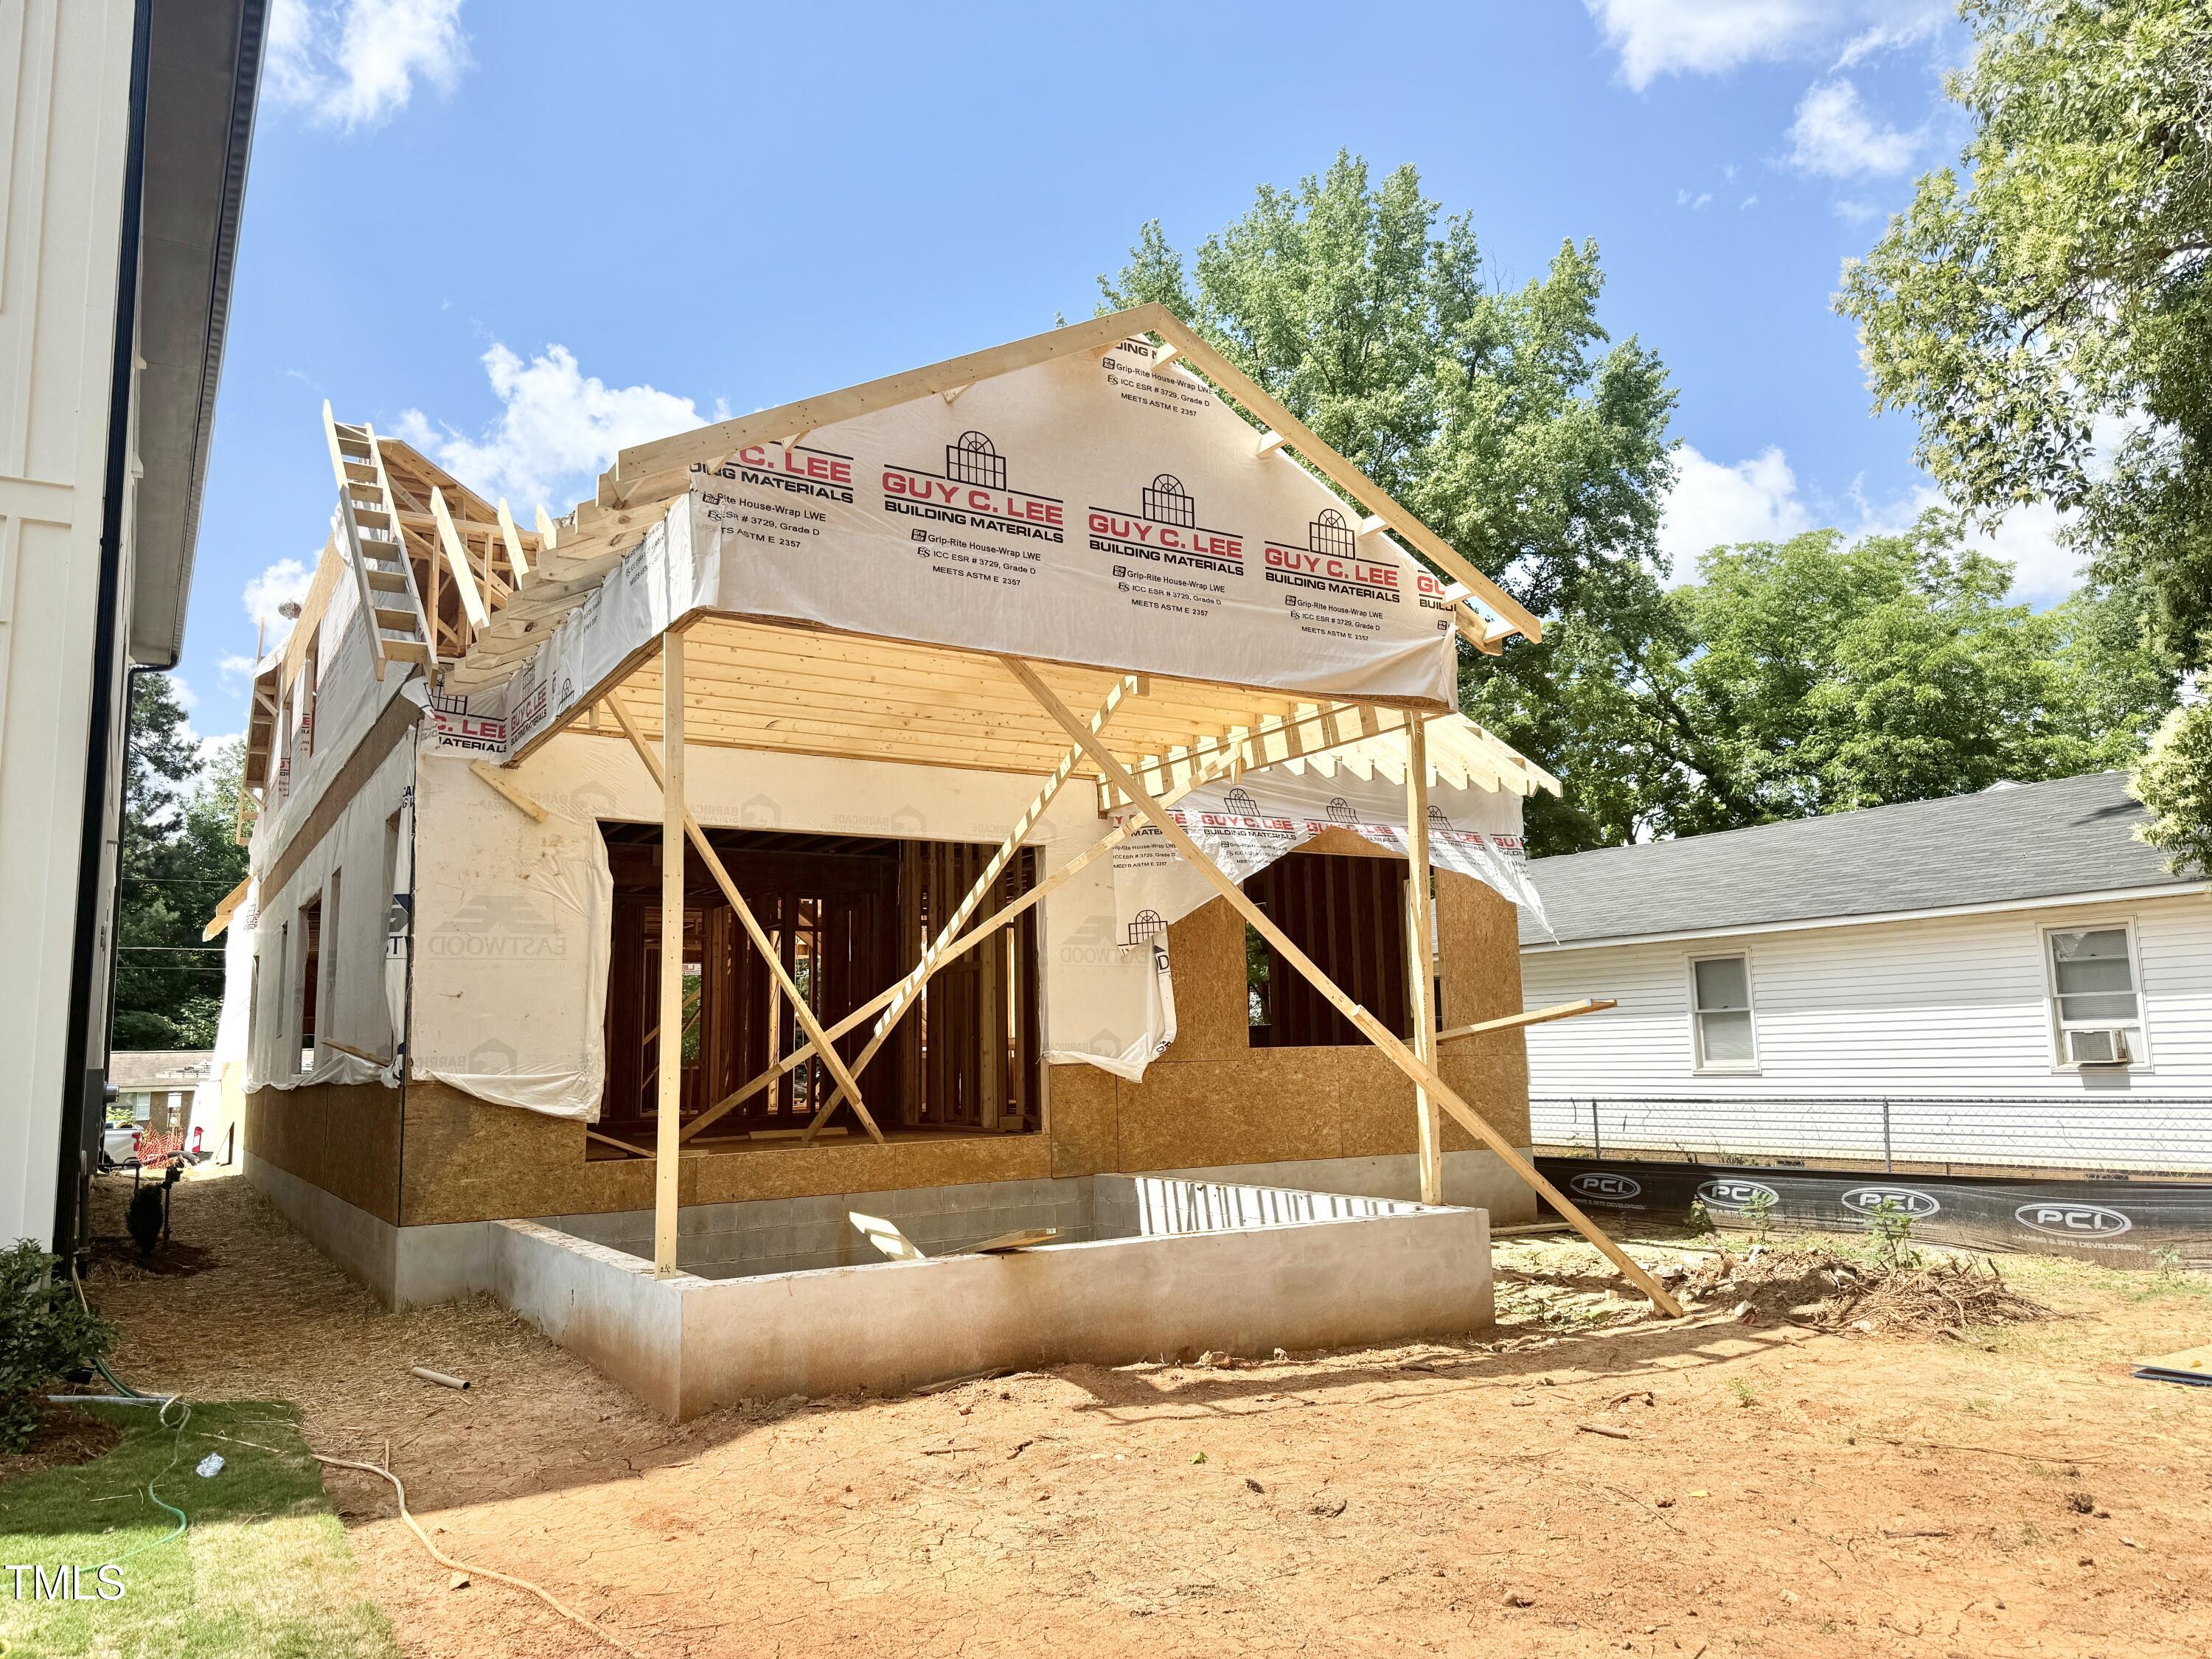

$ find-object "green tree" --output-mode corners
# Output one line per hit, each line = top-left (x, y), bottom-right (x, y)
(1526, 518), (2177, 841)
(1099, 153), (1680, 853)
(112, 673), (246, 1050)
(1837, 0), (2212, 870)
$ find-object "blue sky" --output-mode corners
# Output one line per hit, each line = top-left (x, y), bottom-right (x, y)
(182, 0), (2065, 745)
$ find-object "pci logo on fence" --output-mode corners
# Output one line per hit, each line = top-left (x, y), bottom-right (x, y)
(1696, 1178), (1780, 1211)
(1568, 1172), (1641, 1201)
(1841, 1186), (1942, 1219)
(2014, 1202), (2133, 1238)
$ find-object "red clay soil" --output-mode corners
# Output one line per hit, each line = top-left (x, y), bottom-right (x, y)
(81, 1169), (2212, 1658)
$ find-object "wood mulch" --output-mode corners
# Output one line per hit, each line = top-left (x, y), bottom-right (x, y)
(0, 1405), (124, 1483)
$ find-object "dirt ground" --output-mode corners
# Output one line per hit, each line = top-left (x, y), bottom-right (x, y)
(77, 1169), (2212, 1658)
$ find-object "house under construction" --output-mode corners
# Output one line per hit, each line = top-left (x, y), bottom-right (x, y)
(214, 306), (1673, 1416)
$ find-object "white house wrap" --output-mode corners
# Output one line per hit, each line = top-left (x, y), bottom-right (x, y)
(1109, 762), (1545, 944)
(427, 336), (1463, 765)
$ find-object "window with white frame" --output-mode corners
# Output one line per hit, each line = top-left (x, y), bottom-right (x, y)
(1689, 953), (1757, 1071)
(2046, 925), (2146, 1067)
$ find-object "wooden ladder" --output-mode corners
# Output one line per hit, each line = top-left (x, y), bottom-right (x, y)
(323, 401), (434, 678)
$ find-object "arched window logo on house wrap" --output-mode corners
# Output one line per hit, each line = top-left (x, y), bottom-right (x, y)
(1696, 1178), (1780, 1211)
(1143, 474), (1194, 526)
(1125, 909), (1166, 947)
(1222, 787), (1262, 819)
(881, 430), (1064, 540)
(1842, 1186), (1941, 1219)
(421, 681), (506, 751)
(2014, 1201), (2132, 1238)
(1326, 798), (1358, 825)
(1568, 1172), (1641, 1201)
(1086, 474), (1245, 572)
(945, 430), (1007, 490)
(1262, 510), (1401, 599)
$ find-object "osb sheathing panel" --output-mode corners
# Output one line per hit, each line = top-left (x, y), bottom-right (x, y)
(1046, 1061), (1116, 1179)
(1160, 900), (1251, 1061)
(394, 1078), (1053, 1226)
(400, 1081), (639, 1225)
(689, 1133), (1051, 1206)
(1079, 868), (1532, 1173)
(330, 870), (1532, 1226)
(243, 1083), (403, 1222)
(1436, 871), (1531, 1147)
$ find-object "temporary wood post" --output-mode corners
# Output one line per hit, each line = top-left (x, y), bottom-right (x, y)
(1004, 655), (1683, 1318)
(605, 695), (887, 1145)
(655, 633), (686, 1276)
(1404, 716), (1443, 1206)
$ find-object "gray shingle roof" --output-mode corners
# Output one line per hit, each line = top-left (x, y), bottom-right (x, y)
(1520, 772), (2198, 947)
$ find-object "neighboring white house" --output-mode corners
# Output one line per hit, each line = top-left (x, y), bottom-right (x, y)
(1519, 773), (2212, 1176)
(107, 1051), (213, 1136)
(0, 3), (263, 1253)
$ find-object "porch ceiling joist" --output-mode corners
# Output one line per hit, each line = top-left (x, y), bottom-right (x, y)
(540, 614), (1429, 789)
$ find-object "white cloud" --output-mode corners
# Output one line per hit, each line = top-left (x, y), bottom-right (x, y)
(242, 557), (315, 644)
(1832, 198), (1885, 224)
(167, 674), (200, 712)
(195, 729), (245, 770)
(267, 0), (467, 131)
(1786, 78), (1919, 177)
(1584, 0), (1946, 88)
(1660, 444), (1815, 572)
(397, 344), (716, 508)
(1675, 188), (1713, 210)
(1739, 195), (1760, 211)
(1663, 442), (2089, 602)
(1834, 16), (1943, 69)
(217, 653), (262, 685)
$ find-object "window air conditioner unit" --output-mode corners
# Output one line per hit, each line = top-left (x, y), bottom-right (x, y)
(2068, 1027), (2134, 1067)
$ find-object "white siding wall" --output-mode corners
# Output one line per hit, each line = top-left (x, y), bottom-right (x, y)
(1523, 891), (2212, 1172)
(0, 0), (139, 1246)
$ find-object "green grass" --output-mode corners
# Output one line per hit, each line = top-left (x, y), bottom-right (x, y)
(0, 1402), (395, 1658)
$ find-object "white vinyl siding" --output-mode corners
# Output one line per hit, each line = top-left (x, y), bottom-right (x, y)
(1523, 892), (2212, 1172)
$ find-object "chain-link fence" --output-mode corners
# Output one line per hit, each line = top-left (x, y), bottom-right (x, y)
(1531, 1094), (2212, 1177)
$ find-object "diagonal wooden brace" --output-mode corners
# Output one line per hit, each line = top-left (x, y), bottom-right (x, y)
(605, 692), (887, 1145)
(684, 729), (1262, 1144)
(800, 675), (1135, 1140)
(1002, 655), (1683, 1318)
